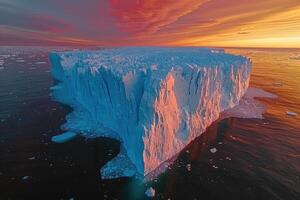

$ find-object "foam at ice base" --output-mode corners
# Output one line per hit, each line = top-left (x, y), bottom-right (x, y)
(50, 47), (252, 178)
(220, 87), (277, 120)
(51, 132), (77, 143)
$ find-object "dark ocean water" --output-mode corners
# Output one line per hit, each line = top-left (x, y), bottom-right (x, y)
(0, 47), (299, 200)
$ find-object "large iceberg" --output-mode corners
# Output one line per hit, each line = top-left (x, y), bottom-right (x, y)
(50, 47), (251, 178)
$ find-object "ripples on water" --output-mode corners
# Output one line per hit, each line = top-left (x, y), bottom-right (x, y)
(0, 47), (299, 200)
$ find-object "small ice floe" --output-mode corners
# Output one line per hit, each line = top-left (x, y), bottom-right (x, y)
(35, 61), (46, 65)
(28, 156), (36, 160)
(16, 59), (25, 63)
(210, 148), (217, 153)
(51, 131), (77, 143)
(145, 187), (155, 198)
(186, 163), (192, 171)
(286, 111), (298, 117)
(272, 82), (283, 87)
(225, 156), (232, 161)
(230, 135), (237, 140)
(22, 176), (30, 180)
(211, 49), (222, 53)
(289, 55), (300, 60)
(212, 165), (218, 169)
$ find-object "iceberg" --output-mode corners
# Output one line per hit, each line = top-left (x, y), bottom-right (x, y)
(50, 47), (251, 178)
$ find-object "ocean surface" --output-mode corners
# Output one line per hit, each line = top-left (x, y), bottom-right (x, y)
(0, 47), (299, 200)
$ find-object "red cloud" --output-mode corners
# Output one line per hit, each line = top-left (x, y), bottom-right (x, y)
(109, 0), (209, 34)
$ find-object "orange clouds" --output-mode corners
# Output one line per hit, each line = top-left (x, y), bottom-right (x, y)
(168, 1), (300, 48)
(106, 0), (300, 47)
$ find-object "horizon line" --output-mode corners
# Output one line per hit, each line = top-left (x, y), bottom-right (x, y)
(0, 45), (300, 50)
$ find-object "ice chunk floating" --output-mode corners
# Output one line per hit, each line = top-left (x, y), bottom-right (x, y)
(51, 131), (77, 143)
(50, 47), (252, 178)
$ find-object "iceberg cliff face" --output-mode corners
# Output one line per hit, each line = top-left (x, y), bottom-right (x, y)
(50, 47), (251, 177)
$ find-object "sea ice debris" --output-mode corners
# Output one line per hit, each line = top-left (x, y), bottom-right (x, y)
(22, 176), (30, 180)
(286, 111), (298, 116)
(16, 59), (25, 63)
(210, 148), (217, 153)
(28, 156), (36, 160)
(35, 61), (47, 65)
(225, 156), (232, 161)
(186, 163), (192, 171)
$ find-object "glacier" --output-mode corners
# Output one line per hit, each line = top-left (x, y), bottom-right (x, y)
(50, 47), (252, 178)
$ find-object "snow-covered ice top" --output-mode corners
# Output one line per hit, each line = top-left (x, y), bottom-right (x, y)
(53, 47), (247, 76)
(50, 47), (251, 178)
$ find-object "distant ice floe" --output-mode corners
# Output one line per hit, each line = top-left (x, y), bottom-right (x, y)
(15, 58), (25, 63)
(35, 61), (47, 65)
(286, 111), (298, 117)
(289, 55), (300, 60)
(22, 176), (30, 180)
(272, 82), (283, 87)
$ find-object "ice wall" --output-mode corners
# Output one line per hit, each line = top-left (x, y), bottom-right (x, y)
(50, 47), (251, 177)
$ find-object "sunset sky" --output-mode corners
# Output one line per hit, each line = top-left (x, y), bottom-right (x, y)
(0, 0), (300, 47)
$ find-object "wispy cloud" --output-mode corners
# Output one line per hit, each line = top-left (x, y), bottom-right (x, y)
(0, 0), (299, 47)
